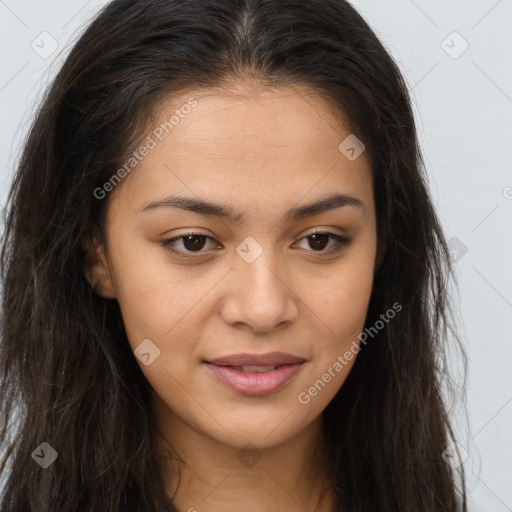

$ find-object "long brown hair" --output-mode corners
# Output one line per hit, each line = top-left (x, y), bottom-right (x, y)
(0, 0), (467, 510)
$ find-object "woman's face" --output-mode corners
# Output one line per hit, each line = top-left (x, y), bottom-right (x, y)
(88, 82), (377, 450)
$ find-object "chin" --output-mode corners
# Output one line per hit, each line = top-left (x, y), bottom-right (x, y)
(207, 407), (317, 450)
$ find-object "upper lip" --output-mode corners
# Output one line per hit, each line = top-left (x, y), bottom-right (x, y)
(205, 352), (306, 366)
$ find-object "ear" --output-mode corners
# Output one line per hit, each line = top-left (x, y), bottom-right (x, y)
(82, 231), (117, 299)
(374, 225), (387, 275)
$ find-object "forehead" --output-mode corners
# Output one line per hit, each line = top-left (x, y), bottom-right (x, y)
(108, 81), (374, 223)
(154, 81), (352, 152)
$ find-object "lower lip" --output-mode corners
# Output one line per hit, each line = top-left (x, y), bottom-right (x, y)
(203, 362), (304, 396)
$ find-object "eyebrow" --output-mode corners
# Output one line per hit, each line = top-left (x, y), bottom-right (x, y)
(137, 192), (365, 223)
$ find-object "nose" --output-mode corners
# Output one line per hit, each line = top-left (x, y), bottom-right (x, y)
(219, 245), (299, 333)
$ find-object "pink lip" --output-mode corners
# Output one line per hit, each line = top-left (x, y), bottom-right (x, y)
(205, 351), (306, 367)
(203, 361), (304, 396)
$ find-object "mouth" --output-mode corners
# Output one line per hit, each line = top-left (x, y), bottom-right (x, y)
(202, 353), (306, 396)
(204, 351), (306, 367)
(217, 364), (283, 373)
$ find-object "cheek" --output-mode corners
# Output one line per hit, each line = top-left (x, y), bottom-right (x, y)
(294, 265), (373, 416)
(107, 234), (203, 349)
(313, 258), (374, 335)
(303, 258), (374, 375)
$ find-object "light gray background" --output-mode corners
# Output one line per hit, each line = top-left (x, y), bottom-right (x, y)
(1, 1), (511, 510)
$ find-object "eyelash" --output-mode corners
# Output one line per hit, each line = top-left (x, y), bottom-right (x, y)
(159, 230), (352, 258)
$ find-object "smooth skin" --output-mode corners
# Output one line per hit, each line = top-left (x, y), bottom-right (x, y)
(84, 79), (377, 512)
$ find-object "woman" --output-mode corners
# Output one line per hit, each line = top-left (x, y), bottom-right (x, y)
(0, 0), (468, 510)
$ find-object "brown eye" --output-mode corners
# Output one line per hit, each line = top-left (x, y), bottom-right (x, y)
(160, 230), (352, 258)
(180, 234), (208, 252)
(160, 233), (217, 255)
(307, 233), (330, 251)
(296, 232), (352, 254)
